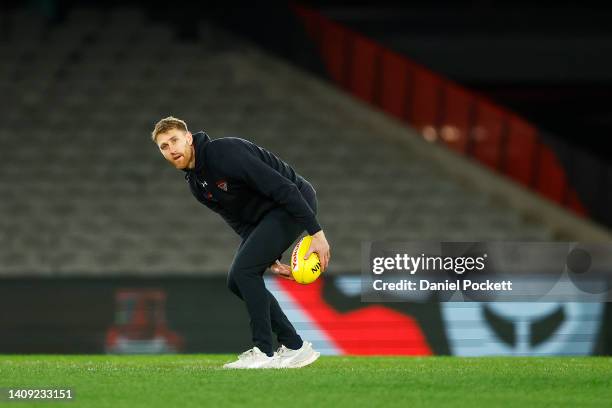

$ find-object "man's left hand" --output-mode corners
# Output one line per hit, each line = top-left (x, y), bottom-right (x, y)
(304, 230), (331, 272)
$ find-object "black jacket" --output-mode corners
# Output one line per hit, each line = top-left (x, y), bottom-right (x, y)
(183, 131), (321, 239)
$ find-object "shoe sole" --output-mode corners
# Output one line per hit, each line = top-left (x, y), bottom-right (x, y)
(224, 352), (321, 369)
(224, 363), (271, 369)
(224, 360), (275, 369)
(284, 351), (321, 369)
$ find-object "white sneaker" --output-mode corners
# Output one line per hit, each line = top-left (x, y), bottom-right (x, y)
(223, 346), (276, 369)
(274, 341), (321, 369)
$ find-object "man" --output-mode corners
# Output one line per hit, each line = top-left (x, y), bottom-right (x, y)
(151, 116), (330, 369)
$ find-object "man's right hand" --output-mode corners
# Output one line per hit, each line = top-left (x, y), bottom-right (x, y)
(269, 260), (294, 280)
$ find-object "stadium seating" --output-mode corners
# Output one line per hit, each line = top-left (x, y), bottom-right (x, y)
(0, 5), (557, 276)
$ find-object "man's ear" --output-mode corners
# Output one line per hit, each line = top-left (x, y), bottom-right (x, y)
(186, 131), (193, 145)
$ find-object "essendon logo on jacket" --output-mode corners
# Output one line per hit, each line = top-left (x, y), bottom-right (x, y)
(216, 179), (228, 191)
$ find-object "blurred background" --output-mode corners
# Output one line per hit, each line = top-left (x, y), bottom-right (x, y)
(0, 0), (610, 356)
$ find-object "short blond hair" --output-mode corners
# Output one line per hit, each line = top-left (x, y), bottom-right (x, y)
(151, 116), (189, 142)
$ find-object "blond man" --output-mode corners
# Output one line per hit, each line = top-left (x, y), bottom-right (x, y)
(152, 117), (329, 368)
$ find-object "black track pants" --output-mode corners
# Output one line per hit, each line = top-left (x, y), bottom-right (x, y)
(227, 183), (317, 356)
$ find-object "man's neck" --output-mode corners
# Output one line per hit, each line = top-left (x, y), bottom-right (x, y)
(188, 146), (196, 169)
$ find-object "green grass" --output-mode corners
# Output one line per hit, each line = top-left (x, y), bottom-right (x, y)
(0, 355), (610, 407)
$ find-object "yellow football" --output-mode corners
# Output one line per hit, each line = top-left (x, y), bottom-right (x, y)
(290, 235), (322, 284)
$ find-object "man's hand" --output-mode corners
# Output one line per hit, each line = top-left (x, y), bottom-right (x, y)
(269, 260), (294, 280)
(304, 230), (331, 272)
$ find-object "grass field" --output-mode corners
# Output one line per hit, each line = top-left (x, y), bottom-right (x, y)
(1, 355), (610, 407)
